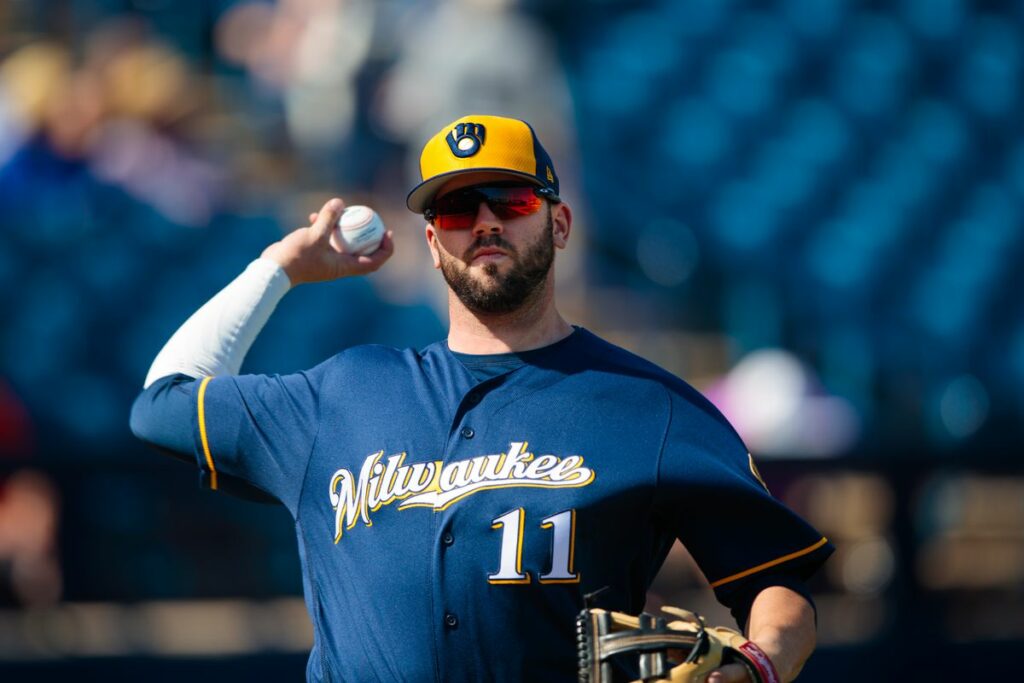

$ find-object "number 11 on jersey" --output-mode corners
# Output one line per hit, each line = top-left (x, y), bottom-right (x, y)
(488, 509), (580, 585)
(539, 510), (580, 583)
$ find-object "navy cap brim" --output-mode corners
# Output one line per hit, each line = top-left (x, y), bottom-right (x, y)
(406, 168), (546, 214)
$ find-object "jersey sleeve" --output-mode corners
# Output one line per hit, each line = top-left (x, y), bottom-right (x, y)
(191, 359), (332, 514)
(654, 389), (833, 613)
(130, 374), (281, 504)
(131, 374), (203, 458)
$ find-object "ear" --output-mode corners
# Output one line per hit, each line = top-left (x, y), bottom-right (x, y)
(552, 201), (573, 249)
(425, 222), (442, 269)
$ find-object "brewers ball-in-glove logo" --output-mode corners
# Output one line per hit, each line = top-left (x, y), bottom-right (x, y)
(446, 122), (486, 157)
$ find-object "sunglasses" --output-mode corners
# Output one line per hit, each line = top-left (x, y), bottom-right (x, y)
(425, 183), (560, 230)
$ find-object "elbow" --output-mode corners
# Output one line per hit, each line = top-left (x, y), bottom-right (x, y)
(129, 390), (156, 444)
(130, 376), (182, 445)
(128, 374), (197, 459)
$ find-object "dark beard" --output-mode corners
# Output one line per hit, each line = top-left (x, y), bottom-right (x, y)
(439, 210), (555, 315)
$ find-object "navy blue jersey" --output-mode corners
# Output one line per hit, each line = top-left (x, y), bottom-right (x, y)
(149, 327), (831, 682)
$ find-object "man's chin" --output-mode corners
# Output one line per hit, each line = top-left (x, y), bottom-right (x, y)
(476, 262), (502, 278)
(460, 259), (505, 280)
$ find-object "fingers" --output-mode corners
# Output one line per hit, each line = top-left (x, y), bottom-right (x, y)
(309, 212), (318, 224)
(322, 229), (394, 281)
(352, 230), (395, 270)
(707, 664), (753, 683)
(311, 197), (345, 240)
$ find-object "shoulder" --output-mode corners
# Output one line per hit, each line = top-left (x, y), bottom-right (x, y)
(332, 343), (420, 363)
(574, 329), (741, 440)
(325, 340), (451, 374)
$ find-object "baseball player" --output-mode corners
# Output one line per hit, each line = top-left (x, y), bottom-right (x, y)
(131, 115), (832, 682)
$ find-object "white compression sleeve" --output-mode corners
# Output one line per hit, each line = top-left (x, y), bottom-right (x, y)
(143, 258), (292, 388)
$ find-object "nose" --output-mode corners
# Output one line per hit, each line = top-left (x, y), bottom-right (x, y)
(471, 201), (503, 237)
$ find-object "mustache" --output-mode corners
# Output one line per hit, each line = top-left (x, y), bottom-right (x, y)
(463, 234), (517, 261)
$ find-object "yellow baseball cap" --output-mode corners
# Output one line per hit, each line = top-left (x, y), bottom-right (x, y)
(406, 114), (560, 213)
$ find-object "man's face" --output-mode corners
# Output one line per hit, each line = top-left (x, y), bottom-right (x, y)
(425, 173), (568, 315)
(437, 205), (554, 315)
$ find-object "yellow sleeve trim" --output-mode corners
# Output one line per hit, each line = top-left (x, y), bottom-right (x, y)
(197, 376), (218, 490)
(709, 537), (829, 588)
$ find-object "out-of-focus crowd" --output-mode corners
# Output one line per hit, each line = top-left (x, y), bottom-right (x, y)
(0, 0), (573, 608)
(0, 0), (574, 450)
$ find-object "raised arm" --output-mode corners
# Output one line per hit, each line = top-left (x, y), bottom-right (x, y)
(143, 197), (394, 387)
(132, 197), (394, 460)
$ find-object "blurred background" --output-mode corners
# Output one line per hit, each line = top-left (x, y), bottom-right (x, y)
(1, 0), (1022, 680)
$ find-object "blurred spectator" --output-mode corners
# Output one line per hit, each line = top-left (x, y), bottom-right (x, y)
(0, 24), (224, 226)
(215, 0), (375, 150)
(0, 41), (71, 163)
(84, 20), (224, 225)
(0, 469), (61, 607)
(374, 0), (573, 177)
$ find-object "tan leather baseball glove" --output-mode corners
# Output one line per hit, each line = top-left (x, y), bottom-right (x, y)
(576, 606), (780, 683)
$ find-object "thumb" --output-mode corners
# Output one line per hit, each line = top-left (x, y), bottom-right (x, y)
(311, 197), (345, 241)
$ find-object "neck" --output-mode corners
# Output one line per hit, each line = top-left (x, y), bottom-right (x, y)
(446, 276), (573, 354)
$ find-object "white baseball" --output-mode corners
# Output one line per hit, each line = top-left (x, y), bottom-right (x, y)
(330, 205), (385, 255)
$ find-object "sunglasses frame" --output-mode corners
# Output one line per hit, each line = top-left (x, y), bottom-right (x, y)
(424, 183), (561, 228)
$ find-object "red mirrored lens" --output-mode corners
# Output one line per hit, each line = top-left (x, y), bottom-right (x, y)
(432, 186), (544, 230)
(434, 212), (475, 231)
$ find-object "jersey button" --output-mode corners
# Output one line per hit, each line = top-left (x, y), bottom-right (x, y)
(442, 532), (454, 546)
(460, 426), (475, 439)
(444, 613), (458, 628)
